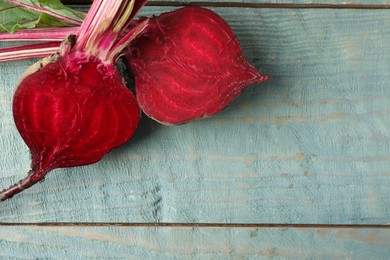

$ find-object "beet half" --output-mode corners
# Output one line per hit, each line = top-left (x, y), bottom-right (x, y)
(0, 50), (140, 202)
(0, 0), (147, 202)
(127, 7), (269, 125)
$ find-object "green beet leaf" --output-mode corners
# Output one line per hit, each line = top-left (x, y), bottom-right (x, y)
(0, 0), (84, 33)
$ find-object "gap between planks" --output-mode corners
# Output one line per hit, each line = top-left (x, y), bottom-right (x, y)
(0, 223), (389, 229)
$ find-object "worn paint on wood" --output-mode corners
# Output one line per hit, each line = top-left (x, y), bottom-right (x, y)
(0, 226), (389, 258)
(1, 8), (390, 225)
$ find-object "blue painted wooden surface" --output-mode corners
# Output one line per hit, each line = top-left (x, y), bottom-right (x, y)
(1, 226), (390, 258)
(1, 1), (390, 258)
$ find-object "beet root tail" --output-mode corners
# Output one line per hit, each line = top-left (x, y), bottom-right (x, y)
(0, 170), (48, 202)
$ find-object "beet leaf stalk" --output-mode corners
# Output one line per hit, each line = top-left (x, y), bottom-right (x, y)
(0, 27), (78, 41)
(0, 27), (74, 62)
(0, 0), (148, 202)
(0, 42), (60, 62)
(0, 27), (74, 63)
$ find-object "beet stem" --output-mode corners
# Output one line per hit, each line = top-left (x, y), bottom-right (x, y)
(0, 27), (79, 42)
(0, 170), (47, 202)
(0, 42), (60, 63)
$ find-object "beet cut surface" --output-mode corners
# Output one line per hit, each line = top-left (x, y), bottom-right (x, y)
(0, 52), (140, 201)
(128, 7), (269, 125)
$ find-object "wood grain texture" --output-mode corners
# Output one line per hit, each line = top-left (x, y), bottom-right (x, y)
(1, 226), (390, 259)
(1, 7), (390, 224)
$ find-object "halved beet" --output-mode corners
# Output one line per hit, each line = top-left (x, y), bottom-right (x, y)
(0, 0), (146, 202)
(127, 7), (269, 125)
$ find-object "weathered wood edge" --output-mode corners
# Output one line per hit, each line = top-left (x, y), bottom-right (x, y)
(1, 222), (390, 229)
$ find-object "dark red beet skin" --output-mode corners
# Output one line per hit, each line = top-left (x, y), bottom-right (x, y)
(0, 52), (140, 201)
(127, 7), (269, 125)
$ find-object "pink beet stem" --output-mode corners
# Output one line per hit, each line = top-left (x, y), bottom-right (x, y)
(0, 42), (60, 63)
(74, 0), (148, 62)
(0, 27), (79, 41)
(0, 170), (48, 202)
(6, 0), (83, 26)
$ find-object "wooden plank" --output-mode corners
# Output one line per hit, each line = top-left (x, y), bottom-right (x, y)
(1, 7), (390, 223)
(0, 226), (390, 258)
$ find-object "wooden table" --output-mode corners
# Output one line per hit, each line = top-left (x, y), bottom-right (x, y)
(1, 0), (390, 258)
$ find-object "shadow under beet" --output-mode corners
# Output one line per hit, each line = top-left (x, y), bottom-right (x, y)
(113, 58), (165, 151)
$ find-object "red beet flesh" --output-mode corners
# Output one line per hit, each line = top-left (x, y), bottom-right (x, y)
(0, 52), (140, 201)
(127, 7), (269, 125)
